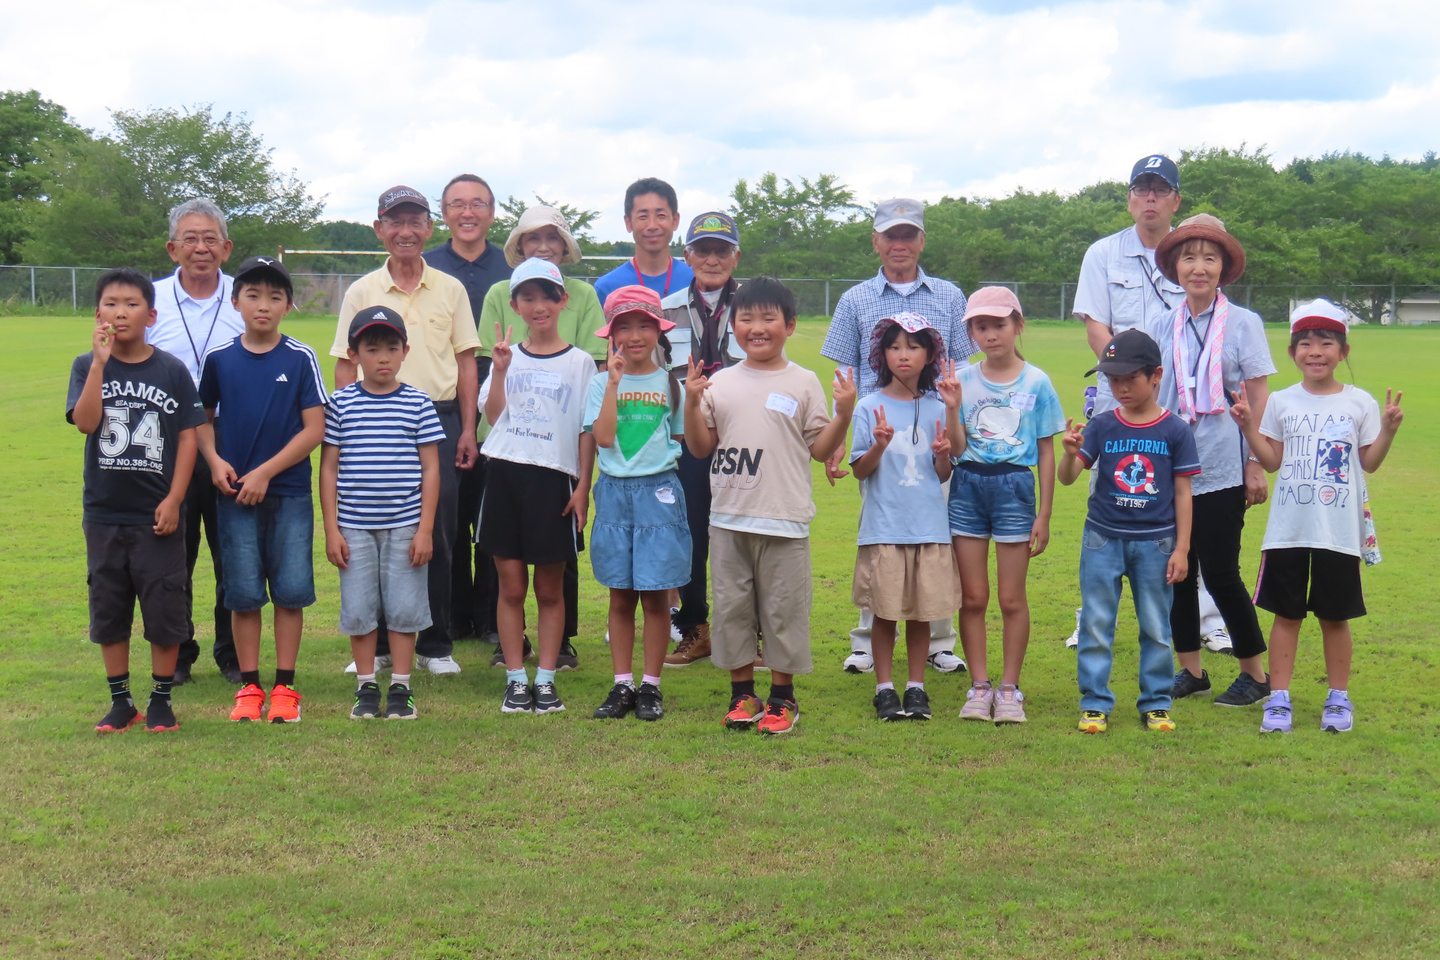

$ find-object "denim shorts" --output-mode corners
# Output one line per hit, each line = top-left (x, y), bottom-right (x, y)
(217, 494), (316, 611)
(337, 525), (432, 636)
(590, 470), (692, 592)
(948, 463), (1036, 543)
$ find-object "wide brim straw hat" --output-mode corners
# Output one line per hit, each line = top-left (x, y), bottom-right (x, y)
(1155, 213), (1246, 287)
(867, 312), (946, 377)
(503, 205), (583, 268)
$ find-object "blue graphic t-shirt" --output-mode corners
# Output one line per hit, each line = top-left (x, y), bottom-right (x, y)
(1077, 408), (1201, 540)
(583, 368), (684, 478)
(850, 392), (951, 546)
(958, 361), (1067, 467)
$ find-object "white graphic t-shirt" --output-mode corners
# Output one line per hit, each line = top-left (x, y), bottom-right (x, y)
(478, 344), (597, 478)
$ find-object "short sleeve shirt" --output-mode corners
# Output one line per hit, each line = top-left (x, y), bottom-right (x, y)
(67, 349), (206, 525)
(423, 239), (511, 323)
(583, 368), (684, 478)
(477, 344), (597, 478)
(1258, 383), (1381, 557)
(850, 393), (950, 545)
(957, 362), (1066, 467)
(700, 362), (831, 537)
(323, 383), (446, 529)
(594, 258), (696, 304)
(148, 269), (246, 386)
(1077, 409), (1201, 540)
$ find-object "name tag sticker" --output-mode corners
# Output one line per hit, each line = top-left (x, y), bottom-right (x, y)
(655, 487), (676, 505)
(530, 370), (562, 391)
(1184, 376), (1197, 389)
(765, 392), (798, 417)
(1322, 418), (1352, 442)
(1010, 392), (1036, 412)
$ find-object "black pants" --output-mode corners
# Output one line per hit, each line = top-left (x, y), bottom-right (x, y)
(1170, 485), (1266, 659)
(452, 454), (499, 640)
(674, 442), (711, 630)
(178, 458), (236, 670)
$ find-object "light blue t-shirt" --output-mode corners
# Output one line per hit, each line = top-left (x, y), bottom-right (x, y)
(583, 368), (684, 478)
(957, 362), (1066, 468)
(850, 392), (951, 546)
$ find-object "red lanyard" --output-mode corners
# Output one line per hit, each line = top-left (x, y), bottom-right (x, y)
(632, 256), (673, 296)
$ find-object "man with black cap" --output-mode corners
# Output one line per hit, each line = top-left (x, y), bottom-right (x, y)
(329, 186), (481, 675)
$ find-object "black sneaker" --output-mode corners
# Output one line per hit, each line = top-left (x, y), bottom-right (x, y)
(145, 697), (179, 732)
(1214, 672), (1271, 707)
(532, 682), (566, 714)
(556, 639), (579, 671)
(219, 665), (244, 685)
(95, 699), (139, 733)
(491, 635), (533, 667)
(593, 682), (637, 719)
(351, 682), (382, 720)
(501, 680), (534, 713)
(873, 687), (906, 721)
(385, 683), (418, 720)
(1172, 669), (1212, 699)
(902, 686), (932, 720)
(636, 683), (664, 721)
(172, 662), (193, 687)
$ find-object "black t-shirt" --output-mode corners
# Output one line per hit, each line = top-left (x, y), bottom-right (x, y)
(67, 348), (207, 525)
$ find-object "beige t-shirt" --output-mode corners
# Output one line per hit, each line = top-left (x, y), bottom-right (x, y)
(701, 361), (830, 538)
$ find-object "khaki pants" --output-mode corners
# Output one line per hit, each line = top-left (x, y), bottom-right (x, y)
(709, 526), (813, 675)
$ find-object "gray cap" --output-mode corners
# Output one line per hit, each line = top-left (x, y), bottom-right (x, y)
(874, 198), (925, 233)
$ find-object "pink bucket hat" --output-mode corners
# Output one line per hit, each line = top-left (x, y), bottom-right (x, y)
(867, 311), (945, 375)
(961, 286), (1024, 323)
(597, 285), (676, 339)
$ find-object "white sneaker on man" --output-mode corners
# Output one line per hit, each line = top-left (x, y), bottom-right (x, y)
(1202, 628), (1235, 655)
(344, 654), (392, 675)
(927, 650), (967, 673)
(417, 655), (462, 675)
(843, 650), (874, 674)
(1065, 605), (1082, 649)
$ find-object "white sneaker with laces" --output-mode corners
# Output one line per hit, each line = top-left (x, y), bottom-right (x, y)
(1065, 628), (1080, 650)
(843, 650), (874, 674)
(344, 654), (392, 675)
(927, 650), (967, 673)
(417, 655), (462, 675)
(1202, 628), (1235, 654)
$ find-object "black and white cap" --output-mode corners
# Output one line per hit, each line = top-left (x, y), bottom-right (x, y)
(348, 305), (408, 343)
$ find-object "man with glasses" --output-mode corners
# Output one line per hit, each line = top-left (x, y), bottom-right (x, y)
(330, 186), (481, 677)
(148, 198), (245, 684)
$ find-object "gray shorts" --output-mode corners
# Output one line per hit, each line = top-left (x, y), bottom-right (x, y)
(337, 525), (433, 636)
(709, 526), (813, 675)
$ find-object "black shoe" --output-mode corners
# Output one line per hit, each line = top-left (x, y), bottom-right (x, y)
(351, 681), (382, 720)
(145, 697), (179, 732)
(172, 662), (193, 687)
(385, 683), (417, 720)
(532, 682), (566, 714)
(491, 635), (533, 667)
(220, 665), (243, 685)
(593, 682), (637, 719)
(501, 680), (534, 713)
(873, 687), (906, 721)
(636, 683), (664, 721)
(95, 699), (139, 733)
(902, 686), (932, 720)
(1172, 668), (1212, 699)
(1214, 672), (1271, 707)
(556, 639), (579, 671)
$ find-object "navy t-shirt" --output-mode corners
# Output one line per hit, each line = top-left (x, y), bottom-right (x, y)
(199, 335), (328, 497)
(593, 257), (695, 304)
(1077, 408), (1200, 540)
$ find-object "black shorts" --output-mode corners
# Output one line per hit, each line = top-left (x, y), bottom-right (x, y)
(1253, 547), (1366, 622)
(475, 459), (583, 565)
(84, 522), (189, 647)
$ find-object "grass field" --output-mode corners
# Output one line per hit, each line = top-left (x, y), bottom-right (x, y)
(3, 315), (1438, 959)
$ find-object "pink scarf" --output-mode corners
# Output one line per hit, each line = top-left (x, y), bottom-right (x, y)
(1173, 291), (1228, 422)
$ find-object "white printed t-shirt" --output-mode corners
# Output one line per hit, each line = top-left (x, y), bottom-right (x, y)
(478, 344), (596, 478)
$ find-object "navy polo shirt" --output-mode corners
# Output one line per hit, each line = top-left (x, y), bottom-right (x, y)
(423, 239), (512, 323)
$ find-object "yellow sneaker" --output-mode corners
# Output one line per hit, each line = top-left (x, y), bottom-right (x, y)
(1142, 709), (1176, 732)
(1077, 710), (1108, 734)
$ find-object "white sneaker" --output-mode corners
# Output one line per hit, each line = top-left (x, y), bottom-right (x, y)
(417, 655), (462, 676)
(927, 650), (967, 673)
(1065, 628), (1079, 650)
(343, 654), (392, 675)
(1202, 628), (1235, 655)
(843, 651), (874, 674)
(603, 629), (611, 645)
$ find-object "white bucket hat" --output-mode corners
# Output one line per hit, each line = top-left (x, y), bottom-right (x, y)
(503, 205), (583, 268)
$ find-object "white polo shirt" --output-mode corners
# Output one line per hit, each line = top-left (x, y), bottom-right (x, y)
(148, 268), (245, 386)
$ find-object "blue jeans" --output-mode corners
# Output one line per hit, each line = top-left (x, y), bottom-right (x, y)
(1077, 527), (1176, 714)
(216, 494), (316, 611)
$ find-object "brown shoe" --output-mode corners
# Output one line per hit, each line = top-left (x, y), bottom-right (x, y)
(664, 624), (711, 667)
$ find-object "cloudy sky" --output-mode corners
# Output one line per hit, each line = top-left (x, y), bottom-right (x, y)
(4, 0), (1437, 239)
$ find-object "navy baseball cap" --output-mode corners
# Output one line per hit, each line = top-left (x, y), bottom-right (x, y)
(685, 211), (739, 246)
(1130, 155), (1180, 191)
(1086, 328), (1162, 376)
(348, 305), (408, 343)
(233, 255), (293, 297)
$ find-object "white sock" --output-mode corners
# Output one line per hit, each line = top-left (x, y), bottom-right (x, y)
(906, 681), (925, 690)
(1271, 689), (1291, 701)
(357, 673), (376, 688)
(392, 673), (411, 687)
(615, 673), (636, 689)
(876, 681), (895, 692)
(641, 674), (662, 688)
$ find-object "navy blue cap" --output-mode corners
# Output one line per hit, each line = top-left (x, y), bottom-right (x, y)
(1086, 328), (1162, 376)
(1130, 155), (1180, 191)
(233, 255), (292, 296)
(348, 305), (408, 343)
(685, 211), (739, 246)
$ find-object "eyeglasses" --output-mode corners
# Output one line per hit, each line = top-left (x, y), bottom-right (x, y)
(1129, 182), (1176, 198)
(445, 200), (492, 213)
(381, 217), (431, 230)
(173, 235), (226, 249)
(688, 243), (737, 261)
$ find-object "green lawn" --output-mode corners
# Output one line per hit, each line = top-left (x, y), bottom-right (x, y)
(2, 315), (1437, 959)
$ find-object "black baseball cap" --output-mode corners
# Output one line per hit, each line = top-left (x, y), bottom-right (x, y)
(348, 305), (408, 343)
(1129, 154), (1180, 191)
(377, 185), (431, 217)
(233, 255), (293, 297)
(1086, 328), (1161, 376)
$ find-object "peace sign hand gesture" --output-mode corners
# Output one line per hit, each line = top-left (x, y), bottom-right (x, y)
(491, 322), (514, 375)
(871, 405), (895, 450)
(1227, 381), (1254, 430)
(935, 358), (963, 410)
(684, 357), (710, 406)
(607, 338), (627, 385)
(931, 417), (951, 460)
(1061, 417), (1085, 458)
(1381, 388), (1404, 434)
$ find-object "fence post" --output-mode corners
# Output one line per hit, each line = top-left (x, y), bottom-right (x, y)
(824, 280), (830, 316)
(30, 266), (36, 305)
(1059, 282), (1066, 320)
(71, 268), (77, 312)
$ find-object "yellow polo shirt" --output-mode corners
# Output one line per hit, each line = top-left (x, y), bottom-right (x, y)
(330, 259), (481, 402)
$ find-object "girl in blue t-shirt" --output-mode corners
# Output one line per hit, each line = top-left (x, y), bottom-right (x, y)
(584, 286), (691, 722)
(947, 287), (1066, 725)
(850, 313), (963, 722)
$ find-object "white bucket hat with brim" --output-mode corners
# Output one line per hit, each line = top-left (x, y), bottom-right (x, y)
(503, 205), (583, 268)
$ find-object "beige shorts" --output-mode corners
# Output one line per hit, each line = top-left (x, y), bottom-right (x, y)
(708, 526), (813, 675)
(852, 542), (961, 623)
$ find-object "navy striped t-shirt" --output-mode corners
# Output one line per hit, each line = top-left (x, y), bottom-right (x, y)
(324, 382), (446, 529)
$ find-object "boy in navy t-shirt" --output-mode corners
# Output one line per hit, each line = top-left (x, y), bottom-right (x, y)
(1059, 329), (1199, 734)
(198, 257), (327, 724)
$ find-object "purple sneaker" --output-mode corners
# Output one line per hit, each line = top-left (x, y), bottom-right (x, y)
(1320, 691), (1354, 733)
(1260, 695), (1292, 734)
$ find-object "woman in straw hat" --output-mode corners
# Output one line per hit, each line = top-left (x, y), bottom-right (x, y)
(1151, 213), (1278, 708)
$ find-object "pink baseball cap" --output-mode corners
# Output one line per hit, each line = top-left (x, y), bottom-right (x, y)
(961, 286), (1024, 323)
(596, 284), (676, 339)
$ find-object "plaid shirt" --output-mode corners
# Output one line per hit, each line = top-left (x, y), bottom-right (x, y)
(820, 267), (976, 398)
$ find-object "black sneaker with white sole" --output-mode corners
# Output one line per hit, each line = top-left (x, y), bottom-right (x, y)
(902, 686), (932, 720)
(532, 682), (566, 714)
(491, 635), (534, 667)
(873, 687), (905, 721)
(556, 639), (579, 671)
(593, 682), (637, 719)
(635, 683), (664, 721)
(1172, 669), (1212, 699)
(1214, 672), (1271, 707)
(385, 683), (417, 720)
(501, 680), (534, 713)
(351, 681), (382, 720)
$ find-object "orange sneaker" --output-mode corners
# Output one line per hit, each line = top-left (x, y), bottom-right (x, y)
(266, 684), (302, 723)
(757, 698), (799, 735)
(230, 683), (265, 722)
(722, 694), (764, 730)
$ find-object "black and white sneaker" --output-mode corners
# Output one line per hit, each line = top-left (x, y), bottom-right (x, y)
(532, 682), (566, 714)
(490, 635), (533, 667)
(351, 681), (382, 720)
(873, 687), (906, 721)
(1172, 669), (1212, 700)
(636, 683), (664, 721)
(501, 680), (534, 713)
(593, 682), (637, 719)
(902, 686), (932, 720)
(556, 639), (579, 671)
(385, 683), (418, 720)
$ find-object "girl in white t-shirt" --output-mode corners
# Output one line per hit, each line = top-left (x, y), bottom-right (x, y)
(1229, 300), (1403, 734)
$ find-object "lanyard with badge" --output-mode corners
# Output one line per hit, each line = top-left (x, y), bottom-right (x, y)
(631, 257), (674, 296)
(173, 283), (224, 374)
(1139, 253), (1181, 314)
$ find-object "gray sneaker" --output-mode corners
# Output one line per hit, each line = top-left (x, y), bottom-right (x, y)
(1214, 672), (1271, 707)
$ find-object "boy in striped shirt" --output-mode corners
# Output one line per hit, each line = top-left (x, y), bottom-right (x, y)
(321, 307), (446, 720)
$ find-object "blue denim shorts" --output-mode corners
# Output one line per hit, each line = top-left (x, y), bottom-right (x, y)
(948, 463), (1036, 543)
(337, 525), (432, 636)
(217, 494), (316, 611)
(590, 470), (692, 592)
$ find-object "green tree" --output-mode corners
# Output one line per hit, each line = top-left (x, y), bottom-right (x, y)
(729, 172), (869, 276)
(0, 89), (86, 263)
(486, 194), (600, 245)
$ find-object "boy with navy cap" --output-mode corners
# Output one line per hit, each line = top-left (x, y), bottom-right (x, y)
(322, 306), (446, 720)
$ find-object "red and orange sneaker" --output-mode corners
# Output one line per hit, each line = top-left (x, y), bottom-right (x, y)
(757, 698), (799, 736)
(266, 684), (302, 724)
(230, 683), (265, 722)
(722, 694), (764, 730)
